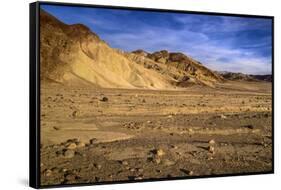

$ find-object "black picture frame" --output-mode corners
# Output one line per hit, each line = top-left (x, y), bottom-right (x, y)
(30, 1), (274, 188)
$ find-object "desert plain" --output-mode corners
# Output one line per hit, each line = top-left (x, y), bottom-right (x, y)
(40, 81), (272, 185)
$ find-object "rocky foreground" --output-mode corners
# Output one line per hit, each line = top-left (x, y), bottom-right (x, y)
(40, 81), (272, 186)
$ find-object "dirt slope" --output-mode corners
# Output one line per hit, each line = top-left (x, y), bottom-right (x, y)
(40, 10), (173, 89)
(40, 9), (224, 89)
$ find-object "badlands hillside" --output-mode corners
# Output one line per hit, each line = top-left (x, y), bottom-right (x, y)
(40, 9), (225, 89)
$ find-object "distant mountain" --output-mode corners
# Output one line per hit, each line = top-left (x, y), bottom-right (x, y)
(128, 50), (223, 87)
(218, 71), (272, 82)
(250, 74), (272, 82)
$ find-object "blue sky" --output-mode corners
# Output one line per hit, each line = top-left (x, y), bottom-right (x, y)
(41, 5), (272, 75)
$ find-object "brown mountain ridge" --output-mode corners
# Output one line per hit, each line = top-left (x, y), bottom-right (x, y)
(40, 9), (270, 90)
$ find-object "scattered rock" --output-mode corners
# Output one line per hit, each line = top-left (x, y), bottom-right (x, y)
(72, 110), (79, 118)
(66, 138), (79, 143)
(89, 138), (97, 144)
(208, 139), (216, 145)
(163, 159), (175, 166)
(64, 150), (75, 158)
(180, 169), (193, 176)
(100, 96), (108, 102)
(62, 168), (68, 172)
(120, 160), (129, 166)
(244, 124), (254, 129)
(208, 146), (215, 154)
(220, 114), (227, 119)
(51, 167), (59, 173)
(45, 169), (52, 177)
(95, 164), (102, 169)
(53, 126), (60, 130)
(136, 168), (144, 172)
(65, 173), (77, 181)
(77, 142), (85, 148)
(188, 128), (194, 133)
(154, 148), (165, 157)
(134, 176), (143, 180)
(66, 143), (77, 150)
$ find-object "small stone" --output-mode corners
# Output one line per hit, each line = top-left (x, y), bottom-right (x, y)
(95, 176), (101, 182)
(62, 168), (68, 172)
(96, 164), (102, 169)
(67, 138), (79, 143)
(64, 150), (75, 158)
(77, 142), (85, 148)
(220, 114), (227, 119)
(45, 169), (52, 177)
(171, 145), (178, 149)
(100, 96), (108, 102)
(163, 159), (175, 166)
(89, 138), (97, 144)
(181, 169), (193, 176)
(121, 160), (129, 165)
(135, 176), (143, 180)
(208, 146), (215, 154)
(244, 124), (254, 129)
(66, 143), (77, 150)
(155, 149), (165, 157)
(208, 139), (216, 145)
(53, 126), (60, 130)
(147, 120), (152, 124)
(65, 173), (76, 181)
(51, 167), (59, 173)
(72, 110), (79, 118)
(136, 168), (144, 172)
(130, 168), (136, 172)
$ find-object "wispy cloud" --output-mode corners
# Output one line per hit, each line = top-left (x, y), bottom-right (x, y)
(41, 5), (272, 75)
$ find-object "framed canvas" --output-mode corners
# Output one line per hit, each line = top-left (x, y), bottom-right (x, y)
(30, 1), (274, 188)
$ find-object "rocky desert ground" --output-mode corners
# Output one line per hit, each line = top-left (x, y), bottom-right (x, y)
(40, 81), (272, 186)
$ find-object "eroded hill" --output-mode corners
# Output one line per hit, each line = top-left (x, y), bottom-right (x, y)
(40, 9), (225, 89)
